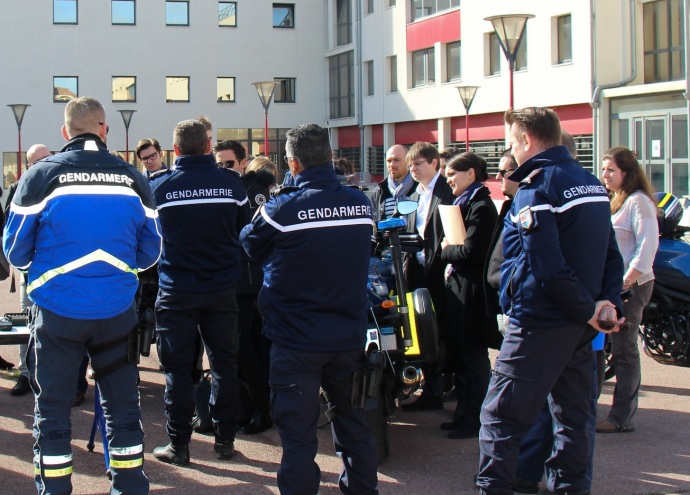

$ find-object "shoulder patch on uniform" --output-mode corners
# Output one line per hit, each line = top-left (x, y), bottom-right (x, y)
(275, 186), (299, 197)
(518, 205), (536, 232)
(253, 192), (268, 206)
(519, 168), (543, 187)
(148, 168), (172, 181)
(219, 167), (242, 177)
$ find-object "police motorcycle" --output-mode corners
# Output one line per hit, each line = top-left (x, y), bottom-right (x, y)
(352, 200), (439, 463)
(603, 193), (690, 379)
(639, 193), (690, 367)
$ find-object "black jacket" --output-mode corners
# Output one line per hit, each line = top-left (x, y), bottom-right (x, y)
(237, 170), (277, 294)
(240, 164), (374, 352)
(150, 154), (250, 293)
(441, 186), (502, 351)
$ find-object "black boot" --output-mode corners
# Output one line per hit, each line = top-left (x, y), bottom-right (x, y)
(153, 443), (190, 466)
(0, 356), (15, 370)
(213, 439), (235, 459)
(10, 375), (31, 396)
(242, 410), (273, 434)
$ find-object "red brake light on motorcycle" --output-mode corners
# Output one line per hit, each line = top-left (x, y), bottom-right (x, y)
(381, 300), (396, 309)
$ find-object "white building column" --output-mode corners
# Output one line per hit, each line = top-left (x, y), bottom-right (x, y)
(438, 117), (451, 150)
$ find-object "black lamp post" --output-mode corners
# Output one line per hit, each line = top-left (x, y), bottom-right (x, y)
(456, 86), (479, 152)
(8, 104), (30, 180)
(251, 81), (278, 158)
(118, 109), (136, 163)
(484, 14), (534, 109)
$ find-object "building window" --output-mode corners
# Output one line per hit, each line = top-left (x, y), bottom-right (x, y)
(54, 0), (77, 24)
(557, 14), (572, 64)
(329, 51), (354, 119)
(337, 0), (351, 46)
(388, 55), (398, 92)
(166, 1), (189, 26)
(387, 0), (396, 6)
(411, 48), (435, 88)
(446, 40), (461, 82)
(112, 0), (135, 25)
(273, 4), (294, 28)
(515, 28), (527, 70)
(217, 77), (235, 102)
(112, 76), (136, 102)
(54, 76), (78, 102)
(219, 2), (237, 27)
(488, 32), (501, 75)
(644, 0), (685, 83)
(365, 0), (374, 14)
(365, 61), (374, 96)
(166, 76), (190, 102)
(274, 77), (296, 103)
(411, 0), (460, 22)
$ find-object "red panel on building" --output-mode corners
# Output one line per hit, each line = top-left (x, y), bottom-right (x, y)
(451, 112), (506, 142)
(395, 120), (439, 144)
(553, 103), (593, 135)
(449, 103), (593, 142)
(337, 126), (360, 148)
(407, 10), (461, 52)
(371, 125), (383, 146)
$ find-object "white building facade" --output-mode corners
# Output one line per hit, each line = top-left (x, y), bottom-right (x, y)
(1, 0), (688, 198)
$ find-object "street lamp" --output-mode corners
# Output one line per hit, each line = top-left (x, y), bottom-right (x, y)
(484, 14), (534, 109)
(456, 86), (479, 152)
(251, 81), (277, 158)
(118, 110), (136, 163)
(8, 104), (30, 181)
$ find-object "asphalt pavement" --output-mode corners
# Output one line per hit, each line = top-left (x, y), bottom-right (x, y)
(1, 274), (689, 495)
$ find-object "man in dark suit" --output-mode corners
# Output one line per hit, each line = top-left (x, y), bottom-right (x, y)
(401, 141), (455, 411)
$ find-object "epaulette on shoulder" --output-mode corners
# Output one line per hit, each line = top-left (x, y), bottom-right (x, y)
(148, 168), (172, 181)
(519, 168), (543, 187)
(219, 167), (242, 178)
(273, 186), (299, 197)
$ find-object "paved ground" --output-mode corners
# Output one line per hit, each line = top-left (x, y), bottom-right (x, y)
(1, 274), (689, 494)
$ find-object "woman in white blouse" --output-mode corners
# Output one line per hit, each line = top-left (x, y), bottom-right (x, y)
(598, 147), (659, 433)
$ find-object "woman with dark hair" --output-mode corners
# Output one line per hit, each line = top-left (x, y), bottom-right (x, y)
(597, 146), (658, 434)
(439, 152), (502, 439)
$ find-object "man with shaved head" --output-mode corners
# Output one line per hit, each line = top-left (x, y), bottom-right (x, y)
(3, 96), (160, 495)
(372, 143), (418, 220)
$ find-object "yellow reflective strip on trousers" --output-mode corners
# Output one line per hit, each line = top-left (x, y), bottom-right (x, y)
(37, 466), (73, 477)
(27, 249), (138, 293)
(109, 458), (143, 469)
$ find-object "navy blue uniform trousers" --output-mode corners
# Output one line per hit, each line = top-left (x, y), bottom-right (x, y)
(477, 321), (595, 495)
(269, 343), (379, 495)
(29, 304), (148, 495)
(156, 288), (240, 446)
(515, 353), (599, 491)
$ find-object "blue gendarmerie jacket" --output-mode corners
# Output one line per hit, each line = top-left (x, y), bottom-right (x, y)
(3, 134), (162, 319)
(150, 154), (250, 293)
(500, 145), (624, 328)
(240, 164), (375, 352)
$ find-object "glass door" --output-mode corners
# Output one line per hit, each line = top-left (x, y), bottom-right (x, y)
(632, 115), (690, 196)
(638, 117), (667, 193)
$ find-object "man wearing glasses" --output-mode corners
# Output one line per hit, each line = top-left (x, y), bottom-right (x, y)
(399, 141), (455, 413)
(214, 139), (248, 175)
(136, 138), (166, 177)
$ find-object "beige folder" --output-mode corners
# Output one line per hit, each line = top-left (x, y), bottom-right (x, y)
(438, 204), (466, 245)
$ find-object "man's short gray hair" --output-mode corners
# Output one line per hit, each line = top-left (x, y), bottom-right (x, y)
(64, 96), (105, 137)
(173, 120), (209, 156)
